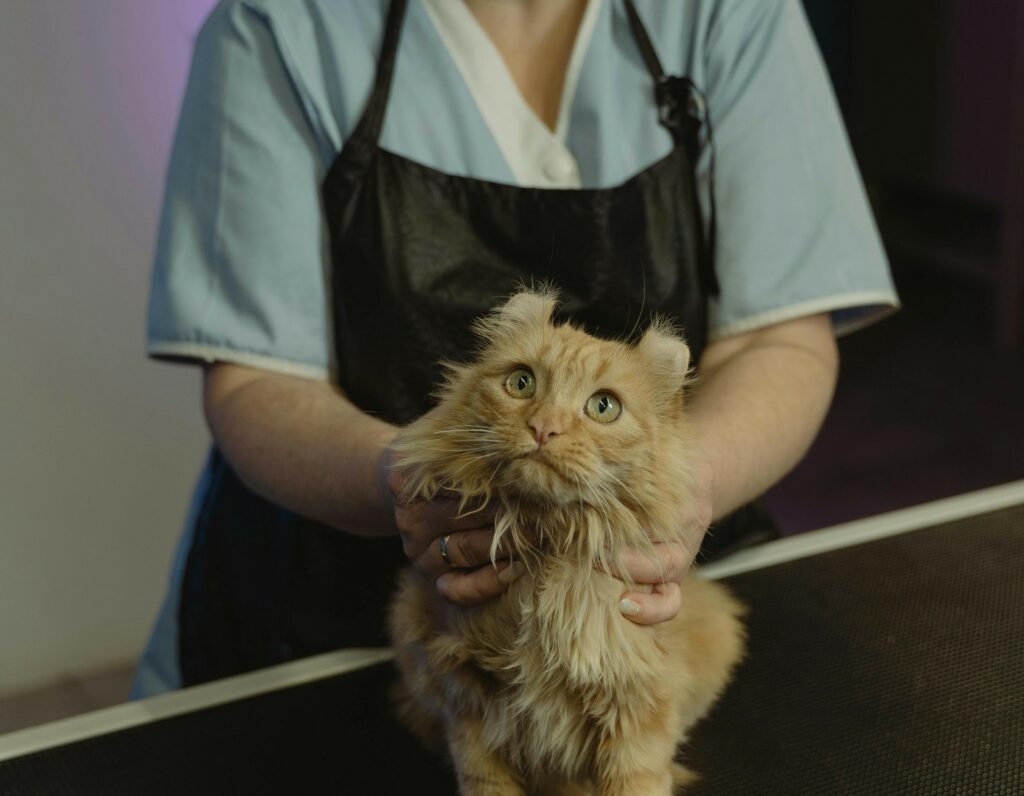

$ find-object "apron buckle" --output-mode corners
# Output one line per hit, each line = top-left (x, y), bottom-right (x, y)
(655, 76), (704, 132)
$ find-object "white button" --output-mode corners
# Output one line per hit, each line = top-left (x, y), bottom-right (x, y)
(543, 154), (577, 184)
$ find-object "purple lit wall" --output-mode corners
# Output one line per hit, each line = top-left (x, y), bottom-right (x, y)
(0, 0), (218, 695)
(11, 1), (216, 233)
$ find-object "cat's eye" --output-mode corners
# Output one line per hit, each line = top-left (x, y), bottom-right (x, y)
(585, 392), (622, 423)
(504, 367), (536, 399)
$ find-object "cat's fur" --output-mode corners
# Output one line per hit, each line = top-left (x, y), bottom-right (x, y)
(389, 291), (745, 795)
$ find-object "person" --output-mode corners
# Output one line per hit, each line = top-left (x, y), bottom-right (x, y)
(133, 0), (897, 698)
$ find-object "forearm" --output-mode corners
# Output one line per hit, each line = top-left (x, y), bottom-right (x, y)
(203, 363), (398, 536)
(689, 314), (839, 520)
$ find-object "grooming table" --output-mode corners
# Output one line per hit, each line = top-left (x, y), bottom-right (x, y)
(2, 482), (1022, 795)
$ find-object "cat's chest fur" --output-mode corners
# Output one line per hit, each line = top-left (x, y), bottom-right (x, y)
(449, 558), (669, 776)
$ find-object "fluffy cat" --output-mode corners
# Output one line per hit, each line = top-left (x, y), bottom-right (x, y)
(389, 290), (745, 796)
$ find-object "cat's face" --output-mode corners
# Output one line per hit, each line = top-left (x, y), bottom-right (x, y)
(440, 292), (691, 508)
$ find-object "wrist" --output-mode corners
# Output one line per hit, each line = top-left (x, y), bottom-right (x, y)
(372, 434), (401, 534)
(686, 432), (717, 522)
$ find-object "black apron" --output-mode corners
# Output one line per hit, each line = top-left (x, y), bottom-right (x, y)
(178, 0), (727, 686)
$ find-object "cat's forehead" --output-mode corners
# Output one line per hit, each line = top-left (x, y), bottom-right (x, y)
(495, 321), (637, 381)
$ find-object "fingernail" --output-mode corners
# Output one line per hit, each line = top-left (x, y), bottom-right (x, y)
(619, 598), (643, 617)
(497, 561), (526, 585)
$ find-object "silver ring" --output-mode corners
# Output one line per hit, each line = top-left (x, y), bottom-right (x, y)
(439, 534), (453, 567)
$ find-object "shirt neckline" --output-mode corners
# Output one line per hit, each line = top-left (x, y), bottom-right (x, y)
(420, 0), (603, 188)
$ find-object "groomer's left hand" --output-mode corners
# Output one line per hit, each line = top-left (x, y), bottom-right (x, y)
(383, 447), (525, 606)
(609, 455), (713, 626)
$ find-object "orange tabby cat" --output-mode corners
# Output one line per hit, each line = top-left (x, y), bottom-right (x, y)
(389, 290), (745, 795)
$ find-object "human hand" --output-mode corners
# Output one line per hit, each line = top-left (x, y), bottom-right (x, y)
(612, 456), (714, 625)
(382, 450), (524, 606)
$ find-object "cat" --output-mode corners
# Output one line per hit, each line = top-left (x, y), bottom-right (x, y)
(389, 290), (745, 796)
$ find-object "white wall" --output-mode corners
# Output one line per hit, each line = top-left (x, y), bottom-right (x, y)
(0, 0), (218, 694)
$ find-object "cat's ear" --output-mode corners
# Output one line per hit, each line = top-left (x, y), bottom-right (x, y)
(474, 289), (558, 344)
(500, 290), (557, 327)
(638, 321), (691, 393)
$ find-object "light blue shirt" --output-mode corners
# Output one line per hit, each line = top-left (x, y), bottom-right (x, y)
(147, 0), (897, 381)
(136, 0), (897, 698)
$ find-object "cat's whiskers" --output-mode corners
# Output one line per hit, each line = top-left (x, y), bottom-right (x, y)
(575, 467), (618, 510)
(602, 473), (645, 515)
(449, 445), (502, 455)
(479, 461), (504, 501)
(623, 266), (648, 344)
(572, 473), (586, 516)
(432, 426), (501, 436)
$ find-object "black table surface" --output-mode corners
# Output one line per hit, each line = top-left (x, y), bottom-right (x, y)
(2, 504), (1022, 795)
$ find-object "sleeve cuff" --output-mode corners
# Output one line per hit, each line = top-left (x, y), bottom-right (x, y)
(147, 341), (331, 382)
(708, 290), (901, 342)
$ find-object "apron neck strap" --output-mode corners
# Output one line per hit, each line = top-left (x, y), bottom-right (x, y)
(623, 0), (706, 137)
(623, 0), (666, 83)
(350, 0), (409, 147)
(624, 0), (719, 297)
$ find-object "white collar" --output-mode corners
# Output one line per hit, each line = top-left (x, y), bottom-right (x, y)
(421, 0), (602, 188)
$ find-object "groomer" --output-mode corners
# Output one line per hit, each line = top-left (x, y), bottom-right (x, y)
(135, 0), (897, 696)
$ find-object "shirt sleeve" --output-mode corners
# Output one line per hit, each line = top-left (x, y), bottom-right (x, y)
(146, 1), (333, 380)
(702, 0), (899, 339)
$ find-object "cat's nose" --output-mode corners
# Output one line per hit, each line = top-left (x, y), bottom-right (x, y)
(528, 415), (562, 446)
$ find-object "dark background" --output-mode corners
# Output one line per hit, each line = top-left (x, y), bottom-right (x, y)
(767, 0), (1024, 532)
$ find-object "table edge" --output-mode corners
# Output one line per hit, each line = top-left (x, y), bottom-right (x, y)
(0, 648), (395, 764)
(697, 479), (1024, 580)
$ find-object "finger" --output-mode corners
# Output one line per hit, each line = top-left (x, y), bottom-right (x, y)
(597, 542), (691, 585)
(395, 498), (496, 560)
(416, 529), (506, 580)
(435, 560), (526, 606)
(411, 497), (495, 530)
(618, 581), (682, 626)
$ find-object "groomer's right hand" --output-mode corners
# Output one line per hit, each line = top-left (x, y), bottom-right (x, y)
(384, 459), (524, 605)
